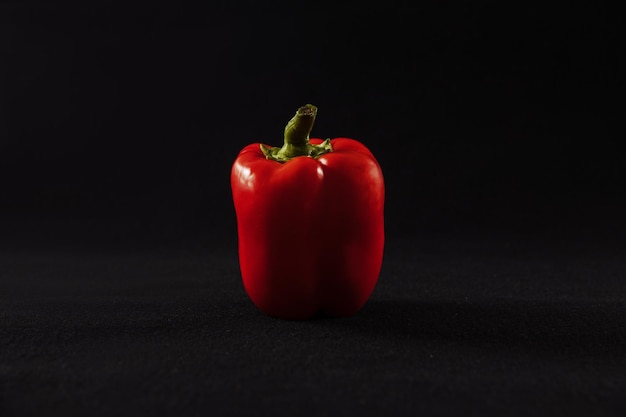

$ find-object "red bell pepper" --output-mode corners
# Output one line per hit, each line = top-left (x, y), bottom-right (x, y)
(231, 104), (384, 320)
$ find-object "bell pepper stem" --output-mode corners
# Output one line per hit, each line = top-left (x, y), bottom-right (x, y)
(284, 104), (317, 146)
(260, 104), (333, 163)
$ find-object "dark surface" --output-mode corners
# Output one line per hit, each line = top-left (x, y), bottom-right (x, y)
(2, 233), (626, 416)
(1, 1), (624, 416)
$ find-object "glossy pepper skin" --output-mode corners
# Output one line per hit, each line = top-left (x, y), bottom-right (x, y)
(231, 105), (384, 320)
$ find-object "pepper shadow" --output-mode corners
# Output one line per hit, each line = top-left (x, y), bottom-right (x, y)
(334, 298), (626, 355)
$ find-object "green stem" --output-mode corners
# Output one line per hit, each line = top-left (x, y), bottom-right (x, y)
(261, 104), (333, 163)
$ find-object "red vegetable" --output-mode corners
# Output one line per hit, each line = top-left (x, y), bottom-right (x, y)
(231, 104), (384, 320)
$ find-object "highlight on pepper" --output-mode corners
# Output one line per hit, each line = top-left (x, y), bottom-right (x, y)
(231, 104), (385, 320)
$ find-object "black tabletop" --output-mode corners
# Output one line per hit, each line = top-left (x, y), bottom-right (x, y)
(2, 219), (626, 416)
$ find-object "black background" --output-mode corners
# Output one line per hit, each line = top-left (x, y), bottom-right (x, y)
(1, 1), (624, 416)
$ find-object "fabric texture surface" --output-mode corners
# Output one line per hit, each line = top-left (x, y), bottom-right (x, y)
(2, 233), (625, 416)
